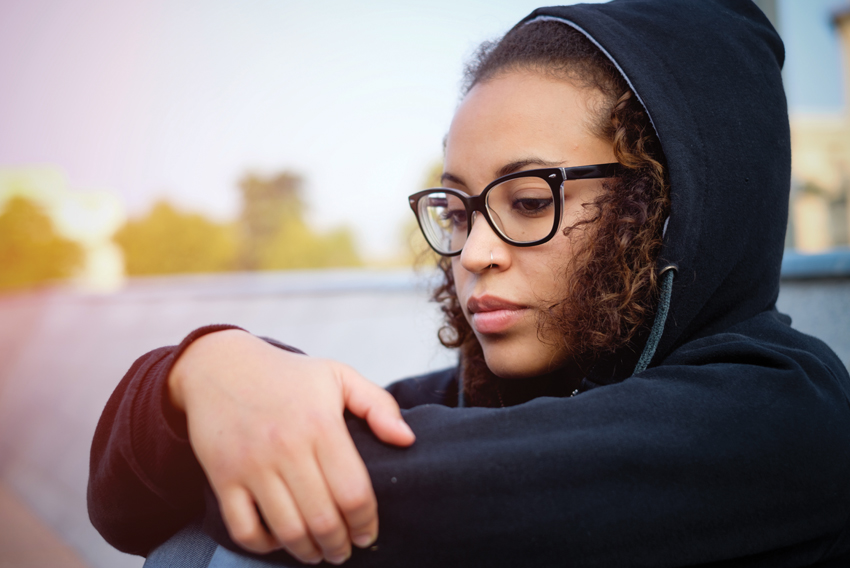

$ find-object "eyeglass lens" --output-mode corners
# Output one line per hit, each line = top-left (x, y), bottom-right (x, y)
(417, 176), (557, 254)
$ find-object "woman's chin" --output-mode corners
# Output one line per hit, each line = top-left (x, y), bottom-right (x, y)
(473, 316), (571, 379)
(480, 342), (565, 380)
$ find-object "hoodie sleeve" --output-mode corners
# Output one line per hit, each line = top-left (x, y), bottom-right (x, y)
(86, 325), (454, 556)
(356, 313), (850, 567)
(86, 324), (306, 556)
(204, 311), (850, 567)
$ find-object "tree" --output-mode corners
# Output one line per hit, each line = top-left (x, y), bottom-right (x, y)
(114, 201), (237, 276)
(113, 171), (362, 276)
(0, 196), (84, 291)
(237, 172), (361, 270)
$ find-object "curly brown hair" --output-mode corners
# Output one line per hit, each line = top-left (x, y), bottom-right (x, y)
(432, 21), (670, 407)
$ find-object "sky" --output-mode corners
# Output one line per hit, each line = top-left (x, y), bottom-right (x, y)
(0, 0), (847, 259)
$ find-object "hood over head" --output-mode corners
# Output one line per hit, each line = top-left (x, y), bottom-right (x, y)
(516, 0), (789, 366)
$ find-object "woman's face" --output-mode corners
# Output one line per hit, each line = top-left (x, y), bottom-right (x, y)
(444, 70), (616, 379)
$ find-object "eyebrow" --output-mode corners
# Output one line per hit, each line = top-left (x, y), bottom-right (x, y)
(441, 157), (564, 187)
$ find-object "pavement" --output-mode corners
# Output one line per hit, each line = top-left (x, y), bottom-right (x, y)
(0, 481), (90, 568)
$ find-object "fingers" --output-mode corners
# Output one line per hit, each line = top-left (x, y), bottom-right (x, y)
(222, 474), (353, 566)
(219, 486), (279, 554)
(282, 447), (353, 564)
(252, 477), (322, 565)
(317, 421), (379, 549)
(342, 369), (416, 447)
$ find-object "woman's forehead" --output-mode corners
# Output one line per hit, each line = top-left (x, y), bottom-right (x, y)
(443, 71), (614, 185)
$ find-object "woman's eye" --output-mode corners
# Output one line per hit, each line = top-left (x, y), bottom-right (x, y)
(440, 208), (468, 228)
(512, 197), (553, 215)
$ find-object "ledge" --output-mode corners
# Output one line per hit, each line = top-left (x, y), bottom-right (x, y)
(780, 248), (850, 280)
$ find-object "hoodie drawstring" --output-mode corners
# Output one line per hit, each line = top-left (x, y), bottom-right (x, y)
(634, 268), (675, 374)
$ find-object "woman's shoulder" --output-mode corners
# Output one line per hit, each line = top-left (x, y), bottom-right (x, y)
(667, 308), (848, 385)
(385, 366), (459, 409)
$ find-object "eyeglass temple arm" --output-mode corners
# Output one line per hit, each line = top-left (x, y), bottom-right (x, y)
(561, 163), (623, 180)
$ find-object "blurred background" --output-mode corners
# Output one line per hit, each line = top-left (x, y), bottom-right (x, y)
(0, 1), (848, 566)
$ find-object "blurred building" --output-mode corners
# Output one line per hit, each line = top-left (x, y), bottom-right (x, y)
(788, 6), (850, 252)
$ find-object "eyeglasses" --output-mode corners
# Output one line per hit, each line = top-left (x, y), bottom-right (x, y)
(408, 163), (624, 256)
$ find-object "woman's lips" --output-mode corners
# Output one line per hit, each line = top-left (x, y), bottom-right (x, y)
(468, 296), (527, 334)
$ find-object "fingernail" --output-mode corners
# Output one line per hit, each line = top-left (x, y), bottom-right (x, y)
(353, 532), (376, 548)
(327, 552), (350, 565)
(304, 556), (322, 565)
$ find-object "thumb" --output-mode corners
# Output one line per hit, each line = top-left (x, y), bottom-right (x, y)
(340, 369), (415, 447)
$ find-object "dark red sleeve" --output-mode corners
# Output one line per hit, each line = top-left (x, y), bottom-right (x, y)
(86, 324), (304, 556)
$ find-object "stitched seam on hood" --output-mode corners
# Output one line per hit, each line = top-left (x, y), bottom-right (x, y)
(526, 15), (659, 139)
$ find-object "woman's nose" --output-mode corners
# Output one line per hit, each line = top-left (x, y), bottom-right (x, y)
(459, 211), (508, 273)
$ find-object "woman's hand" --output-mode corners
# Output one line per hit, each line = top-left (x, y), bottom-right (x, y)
(168, 329), (416, 565)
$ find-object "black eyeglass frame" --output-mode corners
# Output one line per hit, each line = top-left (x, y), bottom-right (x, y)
(408, 162), (624, 256)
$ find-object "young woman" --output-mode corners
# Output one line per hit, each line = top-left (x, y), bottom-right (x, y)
(89, 1), (850, 566)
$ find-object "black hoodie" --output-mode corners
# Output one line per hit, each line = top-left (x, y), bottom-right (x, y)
(88, 1), (850, 566)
